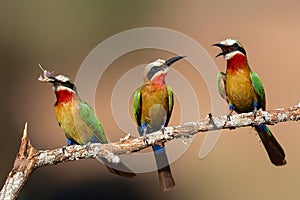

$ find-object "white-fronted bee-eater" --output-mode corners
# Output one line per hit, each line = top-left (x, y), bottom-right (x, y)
(133, 56), (185, 191)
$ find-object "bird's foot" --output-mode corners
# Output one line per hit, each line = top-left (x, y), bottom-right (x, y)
(62, 146), (69, 154)
(62, 139), (76, 154)
(142, 128), (150, 145)
(227, 104), (234, 121)
(160, 126), (166, 135)
(253, 109), (258, 118)
(253, 102), (259, 118)
(227, 113), (232, 121)
(207, 113), (213, 124)
(143, 136), (150, 146)
(85, 142), (92, 151)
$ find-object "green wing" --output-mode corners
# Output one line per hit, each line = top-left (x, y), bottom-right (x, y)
(250, 71), (266, 110)
(217, 72), (227, 101)
(78, 102), (108, 143)
(166, 86), (174, 126)
(133, 88), (142, 126)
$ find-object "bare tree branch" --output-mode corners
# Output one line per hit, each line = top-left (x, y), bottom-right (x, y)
(1, 104), (300, 200)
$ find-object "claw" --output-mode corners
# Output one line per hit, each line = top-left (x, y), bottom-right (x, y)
(227, 113), (232, 121)
(227, 104), (234, 121)
(62, 146), (68, 154)
(85, 142), (92, 151)
(253, 102), (259, 118)
(207, 113), (213, 124)
(161, 127), (166, 135)
(253, 107), (258, 118)
(143, 127), (147, 138)
(143, 136), (150, 145)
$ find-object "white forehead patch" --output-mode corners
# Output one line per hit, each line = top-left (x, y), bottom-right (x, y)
(147, 59), (165, 68)
(55, 74), (70, 82)
(144, 59), (165, 72)
(220, 38), (237, 46)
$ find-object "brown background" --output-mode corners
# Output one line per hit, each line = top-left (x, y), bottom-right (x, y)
(1, 1), (299, 199)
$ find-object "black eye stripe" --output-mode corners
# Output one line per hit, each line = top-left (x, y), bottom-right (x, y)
(64, 80), (74, 89)
(238, 46), (246, 55)
(55, 79), (75, 90)
(146, 66), (163, 80)
(231, 43), (246, 55)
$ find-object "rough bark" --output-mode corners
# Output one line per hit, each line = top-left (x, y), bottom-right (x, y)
(1, 104), (299, 200)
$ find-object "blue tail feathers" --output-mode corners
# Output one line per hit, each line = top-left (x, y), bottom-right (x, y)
(152, 144), (166, 154)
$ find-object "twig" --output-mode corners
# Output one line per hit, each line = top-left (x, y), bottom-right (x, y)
(1, 104), (299, 200)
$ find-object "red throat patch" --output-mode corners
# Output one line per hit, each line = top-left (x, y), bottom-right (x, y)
(227, 53), (248, 72)
(55, 90), (74, 103)
(152, 73), (166, 85)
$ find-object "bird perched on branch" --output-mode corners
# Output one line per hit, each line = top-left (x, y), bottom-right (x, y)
(133, 56), (185, 191)
(213, 38), (286, 166)
(38, 66), (135, 177)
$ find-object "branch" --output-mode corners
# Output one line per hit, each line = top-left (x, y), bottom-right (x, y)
(1, 104), (300, 200)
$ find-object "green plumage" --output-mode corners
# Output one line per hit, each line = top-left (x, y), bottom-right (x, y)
(250, 71), (265, 110)
(78, 102), (107, 143)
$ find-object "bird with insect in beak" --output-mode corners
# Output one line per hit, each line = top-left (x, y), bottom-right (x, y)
(38, 66), (136, 177)
(213, 39), (286, 166)
(133, 56), (186, 191)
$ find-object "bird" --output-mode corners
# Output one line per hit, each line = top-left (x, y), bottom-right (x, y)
(38, 67), (136, 177)
(133, 55), (185, 191)
(213, 38), (286, 166)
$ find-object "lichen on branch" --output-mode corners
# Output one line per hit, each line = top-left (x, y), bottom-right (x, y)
(1, 104), (299, 200)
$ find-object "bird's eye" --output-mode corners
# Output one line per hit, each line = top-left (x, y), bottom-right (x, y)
(146, 66), (162, 80)
(64, 80), (74, 89)
(151, 66), (160, 72)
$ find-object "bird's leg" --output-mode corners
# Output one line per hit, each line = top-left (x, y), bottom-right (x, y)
(85, 142), (92, 151)
(227, 104), (234, 121)
(62, 139), (74, 154)
(143, 127), (147, 138)
(62, 146), (67, 154)
(160, 125), (165, 135)
(141, 123), (149, 145)
(253, 102), (259, 118)
(67, 139), (73, 146)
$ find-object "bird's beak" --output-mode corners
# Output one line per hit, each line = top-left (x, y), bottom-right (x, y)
(38, 74), (56, 83)
(212, 43), (231, 58)
(165, 55), (186, 67)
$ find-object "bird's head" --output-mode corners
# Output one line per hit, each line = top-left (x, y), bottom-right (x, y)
(143, 55), (185, 83)
(213, 38), (246, 60)
(49, 74), (77, 93)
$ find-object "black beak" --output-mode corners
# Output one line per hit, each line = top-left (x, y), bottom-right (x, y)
(165, 55), (186, 66)
(212, 43), (234, 58)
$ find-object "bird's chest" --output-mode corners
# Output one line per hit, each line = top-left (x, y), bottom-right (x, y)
(226, 70), (256, 112)
(141, 85), (168, 129)
(54, 101), (78, 137)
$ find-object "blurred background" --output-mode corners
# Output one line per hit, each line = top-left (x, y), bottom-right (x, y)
(1, 1), (300, 199)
